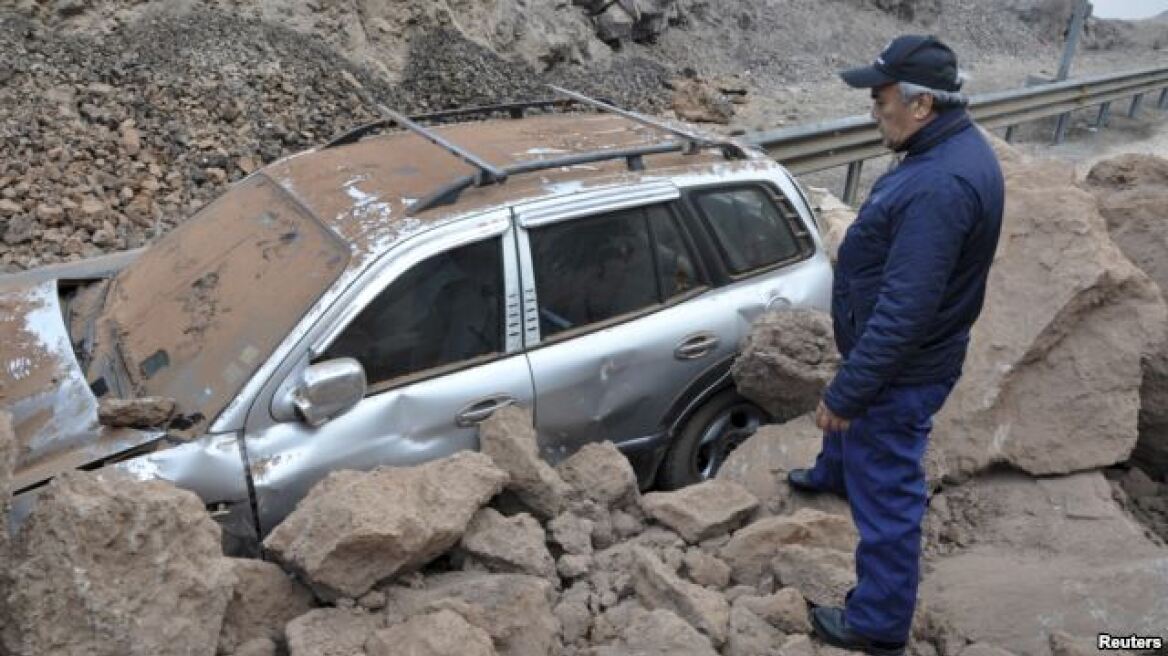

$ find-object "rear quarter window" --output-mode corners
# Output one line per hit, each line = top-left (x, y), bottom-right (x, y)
(692, 185), (813, 276)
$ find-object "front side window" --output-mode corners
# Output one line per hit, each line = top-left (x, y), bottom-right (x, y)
(321, 238), (504, 388)
(694, 186), (807, 275)
(530, 204), (703, 339)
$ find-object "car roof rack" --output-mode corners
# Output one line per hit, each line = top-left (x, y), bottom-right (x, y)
(324, 86), (754, 216)
(324, 97), (605, 149)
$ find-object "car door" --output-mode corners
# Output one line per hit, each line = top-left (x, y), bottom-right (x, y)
(514, 183), (739, 467)
(242, 213), (532, 532)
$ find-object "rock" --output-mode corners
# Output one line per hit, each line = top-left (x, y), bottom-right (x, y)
(4, 471), (235, 656)
(733, 588), (812, 634)
(959, 645), (1018, 656)
(670, 77), (736, 124)
(717, 414), (853, 518)
(809, 187), (863, 258)
(777, 634), (816, 655)
(1085, 154), (1168, 475)
(620, 608), (720, 656)
(549, 512), (595, 556)
(284, 608), (383, 656)
(719, 509), (856, 585)
(725, 605), (787, 656)
(611, 508), (646, 539)
(479, 405), (569, 519)
(641, 480), (759, 543)
(97, 396), (176, 428)
(555, 582), (593, 645)
(770, 545), (855, 608)
(121, 125), (142, 156)
(2, 215), (35, 245)
(731, 310), (840, 421)
(0, 199), (21, 216)
(365, 609), (496, 656)
(234, 638), (278, 656)
(632, 547), (730, 645)
(919, 471), (1168, 654)
(218, 559), (315, 654)
(558, 554), (593, 579)
(460, 508), (556, 579)
(682, 549), (731, 589)
(557, 440), (639, 509)
(263, 451), (508, 599)
(383, 572), (558, 656)
(35, 203), (64, 225)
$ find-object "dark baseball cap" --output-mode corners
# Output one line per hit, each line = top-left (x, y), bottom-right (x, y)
(840, 35), (962, 92)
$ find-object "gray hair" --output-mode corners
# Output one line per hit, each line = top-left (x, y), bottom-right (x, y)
(898, 74), (970, 110)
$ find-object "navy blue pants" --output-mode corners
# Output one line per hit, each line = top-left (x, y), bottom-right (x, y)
(806, 380), (954, 643)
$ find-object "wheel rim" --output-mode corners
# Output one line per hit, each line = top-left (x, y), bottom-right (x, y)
(695, 403), (762, 479)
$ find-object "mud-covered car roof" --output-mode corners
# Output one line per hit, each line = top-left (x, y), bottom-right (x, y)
(262, 112), (751, 266)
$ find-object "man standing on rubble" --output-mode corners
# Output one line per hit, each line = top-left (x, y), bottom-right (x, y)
(786, 35), (1004, 655)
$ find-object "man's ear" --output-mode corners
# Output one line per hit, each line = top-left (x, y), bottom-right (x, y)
(912, 94), (935, 120)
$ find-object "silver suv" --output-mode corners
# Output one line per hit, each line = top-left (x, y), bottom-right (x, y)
(1, 91), (831, 547)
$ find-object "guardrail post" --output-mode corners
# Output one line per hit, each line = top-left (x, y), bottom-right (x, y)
(1094, 102), (1111, 128)
(1129, 94), (1144, 118)
(1159, 89), (1168, 109)
(1053, 113), (1071, 144)
(843, 161), (864, 206)
(1004, 126), (1017, 142)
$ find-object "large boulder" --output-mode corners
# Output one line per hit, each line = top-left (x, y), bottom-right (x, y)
(218, 559), (315, 654)
(1085, 154), (1168, 476)
(731, 309), (840, 422)
(807, 141), (1168, 481)
(382, 572), (559, 656)
(264, 451), (508, 599)
(556, 440), (640, 509)
(3, 471), (236, 656)
(479, 405), (569, 519)
(641, 480), (759, 543)
(919, 471), (1168, 653)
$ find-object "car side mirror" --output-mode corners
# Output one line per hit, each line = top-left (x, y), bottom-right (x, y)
(293, 358), (366, 427)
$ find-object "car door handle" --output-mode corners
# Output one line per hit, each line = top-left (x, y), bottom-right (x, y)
(675, 332), (720, 360)
(455, 395), (516, 428)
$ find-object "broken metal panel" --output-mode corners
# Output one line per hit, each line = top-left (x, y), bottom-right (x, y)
(113, 432), (250, 505)
(97, 174), (350, 437)
(243, 354), (535, 533)
(0, 248), (142, 288)
(0, 279), (168, 492)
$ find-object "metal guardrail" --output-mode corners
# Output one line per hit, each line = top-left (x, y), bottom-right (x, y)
(742, 65), (1168, 204)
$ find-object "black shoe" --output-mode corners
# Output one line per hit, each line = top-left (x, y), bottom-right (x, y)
(787, 468), (847, 500)
(810, 606), (905, 656)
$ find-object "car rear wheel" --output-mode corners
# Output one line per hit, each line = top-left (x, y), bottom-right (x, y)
(657, 389), (765, 490)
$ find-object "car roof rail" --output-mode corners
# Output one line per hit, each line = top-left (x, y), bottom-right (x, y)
(325, 97), (611, 149)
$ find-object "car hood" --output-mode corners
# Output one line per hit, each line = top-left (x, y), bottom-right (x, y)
(0, 278), (164, 494)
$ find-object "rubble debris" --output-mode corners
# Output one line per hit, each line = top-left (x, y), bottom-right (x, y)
(479, 405), (570, 519)
(556, 440), (640, 510)
(631, 547), (730, 645)
(459, 507), (557, 580)
(97, 395), (176, 428)
(365, 609), (496, 656)
(3, 470), (235, 656)
(548, 511), (595, 556)
(284, 608), (383, 656)
(613, 608), (719, 656)
(382, 572), (559, 656)
(217, 559), (315, 655)
(732, 309), (840, 422)
(263, 451), (508, 599)
(669, 76), (737, 124)
(719, 508), (856, 585)
(640, 480), (759, 544)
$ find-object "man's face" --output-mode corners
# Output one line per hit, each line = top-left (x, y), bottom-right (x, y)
(870, 84), (932, 150)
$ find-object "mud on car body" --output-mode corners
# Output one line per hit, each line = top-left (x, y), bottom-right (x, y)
(0, 95), (831, 550)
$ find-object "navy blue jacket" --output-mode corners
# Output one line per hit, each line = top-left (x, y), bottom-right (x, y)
(823, 109), (1004, 419)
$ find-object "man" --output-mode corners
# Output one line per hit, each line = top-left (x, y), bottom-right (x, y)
(787, 35), (1004, 655)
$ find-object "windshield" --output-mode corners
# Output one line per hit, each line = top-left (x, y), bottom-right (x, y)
(97, 174), (349, 433)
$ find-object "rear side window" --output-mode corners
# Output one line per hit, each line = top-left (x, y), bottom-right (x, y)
(693, 187), (808, 275)
(530, 204), (702, 339)
(321, 237), (504, 387)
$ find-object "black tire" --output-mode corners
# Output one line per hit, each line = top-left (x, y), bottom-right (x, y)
(657, 389), (765, 490)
